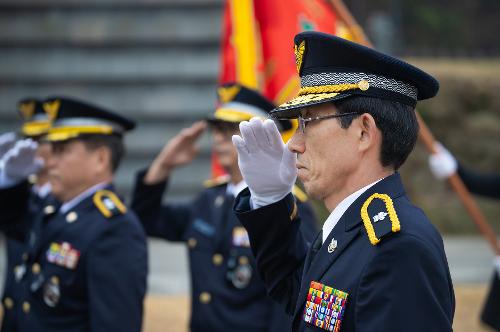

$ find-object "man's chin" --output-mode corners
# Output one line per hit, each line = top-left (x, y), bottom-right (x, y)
(301, 181), (321, 201)
(51, 188), (63, 199)
(217, 159), (236, 170)
(297, 171), (309, 185)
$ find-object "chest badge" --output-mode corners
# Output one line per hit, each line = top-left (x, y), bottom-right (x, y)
(226, 255), (252, 289)
(303, 281), (348, 331)
(43, 276), (61, 307)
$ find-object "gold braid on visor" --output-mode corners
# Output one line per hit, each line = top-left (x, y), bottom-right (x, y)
(298, 80), (370, 96)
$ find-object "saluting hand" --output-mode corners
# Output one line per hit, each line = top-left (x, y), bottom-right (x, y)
(0, 138), (43, 184)
(144, 121), (207, 184)
(0, 132), (17, 160)
(232, 118), (297, 208)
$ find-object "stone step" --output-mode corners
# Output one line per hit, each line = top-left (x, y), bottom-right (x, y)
(125, 124), (214, 155)
(0, 83), (218, 117)
(0, 7), (222, 46)
(0, 47), (219, 81)
(0, 119), (216, 154)
(0, 0), (222, 8)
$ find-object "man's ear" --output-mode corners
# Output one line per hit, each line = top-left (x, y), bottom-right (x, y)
(357, 113), (378, 152)
(94, 145), (112, 174)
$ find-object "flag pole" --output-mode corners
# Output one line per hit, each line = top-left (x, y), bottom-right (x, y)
(326, 0), (500, 255)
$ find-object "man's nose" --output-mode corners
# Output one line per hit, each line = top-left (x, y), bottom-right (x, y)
(45, 152), (58, 169)
(288, 130), (305, 154)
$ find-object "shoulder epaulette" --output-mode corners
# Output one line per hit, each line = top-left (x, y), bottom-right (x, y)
(93, 189), (127, 218)
(360, 193), (400, 245)
(292, 184), (308, 203)
(203, 175), (230, 188)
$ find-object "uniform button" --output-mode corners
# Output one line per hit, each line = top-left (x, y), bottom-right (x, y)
(44, 205), (55, 214)
(28, 174), (38, 184)
(22, 301), (30, 314)
(32, 263), (41, 274)
(199, 292), (211, 304)
(22, 253), (28, 261)
(4, 297), (13, 310)
(187, 238), (197, 249)
(66, 211), (78, 223)
(238, 256), (249, 265)
(51, 276), (60, 285)
(212, 254), (224, 266)
(214, 195), (224, 207)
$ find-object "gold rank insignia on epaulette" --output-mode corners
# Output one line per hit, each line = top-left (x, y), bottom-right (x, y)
(292, 184), (308, 203)
(93, 190), (127, 218)
(203, 175), (230, 188)
(360, 193), (400, 245)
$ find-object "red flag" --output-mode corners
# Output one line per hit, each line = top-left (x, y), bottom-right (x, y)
(219, 0), (341, 103)
(215, 0), (353, 177)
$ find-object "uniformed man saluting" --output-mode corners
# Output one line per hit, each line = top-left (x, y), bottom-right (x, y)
(0, 98), (54, 332)
(131, 83), (317, 331)
(232, 32), (455, 331)
(0, 97), (147, 332)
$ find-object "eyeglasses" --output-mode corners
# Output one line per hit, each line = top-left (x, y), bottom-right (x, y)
(298, 112), (360, 134)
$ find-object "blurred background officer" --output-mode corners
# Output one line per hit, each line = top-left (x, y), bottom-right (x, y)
(232, 32), (455, 331)
(0, 98), (53, 332)
(429, 143), (499, 331)
(131, 83), (318, 332)
(0, 97), (147, 332)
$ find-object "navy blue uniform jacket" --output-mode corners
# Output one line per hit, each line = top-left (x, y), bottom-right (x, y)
(234, 173), (455, 332)
(131, 170), (318, 332)
(0, 180), (43, 332)
(0, 181), (148, 332)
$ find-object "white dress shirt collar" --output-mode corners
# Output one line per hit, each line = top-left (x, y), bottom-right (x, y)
(226, 180), (247, 198)
(322, 178), (383, 244)
(32, 182), (52, 199)
(60, 182), (109, 214)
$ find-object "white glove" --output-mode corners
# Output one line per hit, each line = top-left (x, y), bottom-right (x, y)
(232, 118), (297, 208)
(0, 132), (17, 160)
(428, 143), (457, 179)
(494, 256), (500, 276)
(0, 139), (43, 185)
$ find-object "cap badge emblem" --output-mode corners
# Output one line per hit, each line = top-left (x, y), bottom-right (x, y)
(294, 40), (306, 74)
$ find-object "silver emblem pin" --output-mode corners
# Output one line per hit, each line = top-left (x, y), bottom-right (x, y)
(327, 238), (338, 253)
